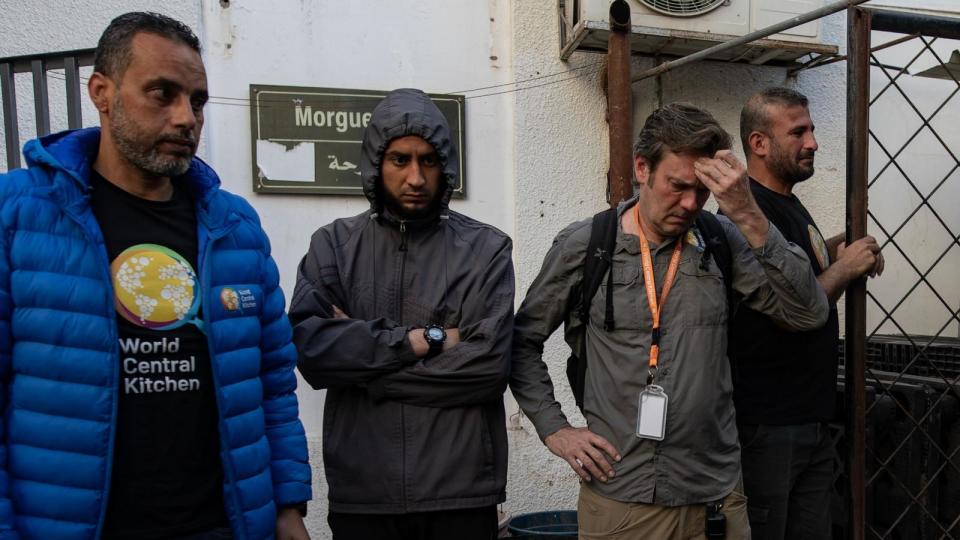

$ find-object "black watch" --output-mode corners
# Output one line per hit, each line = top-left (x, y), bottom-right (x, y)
(423, 324), (447, 357)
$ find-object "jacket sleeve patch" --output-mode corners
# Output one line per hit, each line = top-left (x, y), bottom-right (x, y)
(212, 285), (263, 319)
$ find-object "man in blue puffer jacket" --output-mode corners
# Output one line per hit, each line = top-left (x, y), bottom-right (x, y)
(0, 12), (310, 540)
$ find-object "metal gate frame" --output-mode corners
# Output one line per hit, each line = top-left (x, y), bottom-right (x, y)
(847, 7), (960, 540)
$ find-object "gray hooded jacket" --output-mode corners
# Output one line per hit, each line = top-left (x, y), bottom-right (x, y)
(290, 89), (514, 514)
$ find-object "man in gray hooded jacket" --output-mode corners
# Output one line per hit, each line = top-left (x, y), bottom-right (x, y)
(290, 88), (514, 540)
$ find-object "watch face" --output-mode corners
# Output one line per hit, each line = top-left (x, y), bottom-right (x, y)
(427, 327), (445, 341)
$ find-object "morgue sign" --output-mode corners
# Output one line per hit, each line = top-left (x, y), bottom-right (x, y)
(250, 85), (466, 196)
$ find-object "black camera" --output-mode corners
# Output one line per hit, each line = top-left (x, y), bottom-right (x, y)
(705, 501), (726, 539)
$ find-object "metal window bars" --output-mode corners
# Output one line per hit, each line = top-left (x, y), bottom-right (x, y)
(0, 48), (94, 170)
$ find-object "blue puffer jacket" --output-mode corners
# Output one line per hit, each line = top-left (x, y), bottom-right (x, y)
(0, 128), (311, 540)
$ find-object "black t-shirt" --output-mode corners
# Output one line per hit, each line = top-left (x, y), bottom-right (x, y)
(90, 171), (227, 539)
(728, 178), (840, 425)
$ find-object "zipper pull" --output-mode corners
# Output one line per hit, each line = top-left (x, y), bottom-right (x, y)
(399, 221), (408, 252)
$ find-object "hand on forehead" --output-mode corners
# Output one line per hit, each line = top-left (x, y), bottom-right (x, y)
(696, 149), (738, 168)
(693, 150), (745, 190)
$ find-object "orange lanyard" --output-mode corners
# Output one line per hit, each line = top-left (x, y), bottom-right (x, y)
(634, 205), (683, 381)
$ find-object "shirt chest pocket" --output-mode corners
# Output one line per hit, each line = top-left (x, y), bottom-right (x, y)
(592, 263), (651, 332)
(677, 264), (728, 327)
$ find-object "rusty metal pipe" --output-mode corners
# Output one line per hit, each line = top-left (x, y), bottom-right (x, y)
(845, 6), (871, 540)
(607, 0), (633, 207)
(609, 0), (631, 32)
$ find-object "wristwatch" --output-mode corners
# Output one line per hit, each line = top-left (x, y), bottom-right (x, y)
(423, 324), (447, 357)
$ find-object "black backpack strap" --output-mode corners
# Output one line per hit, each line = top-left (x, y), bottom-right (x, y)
(568, 208), (618, 411)
(581, 208), (618, 329)
(694, 211), (733, 295)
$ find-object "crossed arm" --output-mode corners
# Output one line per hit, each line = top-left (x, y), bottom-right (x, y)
(290, 231), (515, 408)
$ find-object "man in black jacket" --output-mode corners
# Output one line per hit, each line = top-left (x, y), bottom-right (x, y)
(730, 87), (883, 539)
(290, 88), (514, 540)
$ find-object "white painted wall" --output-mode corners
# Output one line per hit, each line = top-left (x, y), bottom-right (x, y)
(865, 0), (960, 342)
(861, 25), (960, 339)
(505, 1), (611, 516)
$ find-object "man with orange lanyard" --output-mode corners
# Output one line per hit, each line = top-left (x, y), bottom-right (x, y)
(510, 103), (829, 539)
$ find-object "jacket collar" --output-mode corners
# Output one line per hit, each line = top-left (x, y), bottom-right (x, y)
(377, 204), (445, 230)
(23, 128), (232, 229)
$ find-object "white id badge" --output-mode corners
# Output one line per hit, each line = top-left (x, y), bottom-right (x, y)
(636, 385), (668, 440)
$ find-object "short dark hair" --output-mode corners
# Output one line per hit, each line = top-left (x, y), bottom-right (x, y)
(740, 87), (809, 155)
(632, 102), (732, 174)
(94, 12), (201, 79)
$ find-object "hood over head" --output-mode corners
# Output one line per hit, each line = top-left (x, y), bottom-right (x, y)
(359, 88), (458, 217)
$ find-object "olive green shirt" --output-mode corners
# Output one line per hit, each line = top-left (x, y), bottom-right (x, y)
(511, 197), (829, 506)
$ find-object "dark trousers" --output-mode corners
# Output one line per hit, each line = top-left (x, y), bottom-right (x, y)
(171, 528), (233, 540)
(105, 527), (233, 540)
(739, 422), (834, 540)
(329, 506), (499, 540)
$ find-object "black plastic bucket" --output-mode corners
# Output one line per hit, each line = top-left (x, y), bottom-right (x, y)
(507, 511), (578, 538)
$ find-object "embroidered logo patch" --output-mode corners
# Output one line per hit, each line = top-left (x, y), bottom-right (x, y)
(220, 288), (240, 311)
(686, 226), (706, 252)
(809, 225), (830, 271)
(220, 287), (259, 313)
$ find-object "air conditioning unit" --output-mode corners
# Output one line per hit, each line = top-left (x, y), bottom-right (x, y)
(560, 0), (839, 65)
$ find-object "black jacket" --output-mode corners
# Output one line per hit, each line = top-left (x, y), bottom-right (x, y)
(290, 89), (514, 513)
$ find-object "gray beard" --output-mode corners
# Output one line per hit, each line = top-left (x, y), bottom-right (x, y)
(112, 132), (192, 177)
(110, 100), (193, 177)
